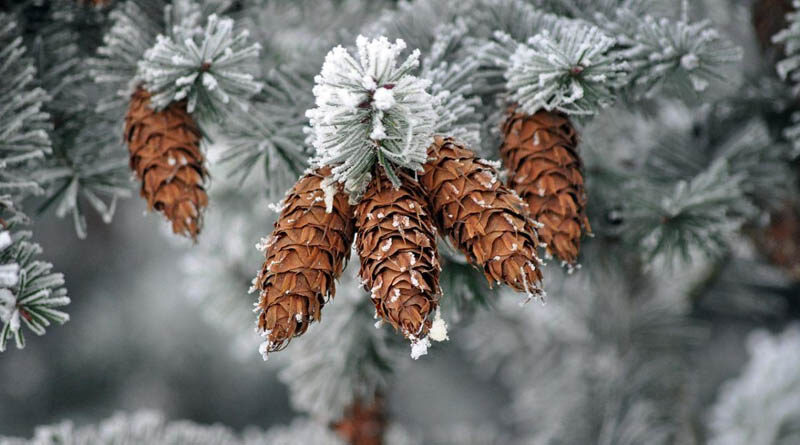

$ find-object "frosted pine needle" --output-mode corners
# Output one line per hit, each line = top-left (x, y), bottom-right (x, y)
(307, 35), (437, 202)
(507, 23), (628, 115)
(0, 231), (69, 352)
(138, 13), (262, 120)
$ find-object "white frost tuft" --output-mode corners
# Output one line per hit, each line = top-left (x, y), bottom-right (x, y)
(321, 176), (337, 214)
(258, 340), (270, 361)
(373, 87), (396, 110)
(429, 309), (449, 342)
(307, 35), (436, 201)
(410, 336), (431, 360)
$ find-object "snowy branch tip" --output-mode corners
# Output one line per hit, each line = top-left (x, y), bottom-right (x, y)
(307, 35), (437, 202)
(0, 231), (69, 352)
(138, 13), (262, 119)
(507, 24), (628, 116)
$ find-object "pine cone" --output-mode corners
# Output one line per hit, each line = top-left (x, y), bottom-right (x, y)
(332, 398), (387, 445)
(500, 107), (590, 266)
(124, 88), (208, 239)
(355, 170), (440, 340)
(420, 136), (544, 297)
(752, 202), (800, 281)
(255, 167), (355, 353)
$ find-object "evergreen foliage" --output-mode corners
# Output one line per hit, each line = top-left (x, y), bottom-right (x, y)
(708, 325), (800, 445)
(0, 229), (69, 352)
(3, 1), (800, 443)
(0, 13), (69, 350)
(138, 11), (263, 119)
(506, 23), (628, 115)
(774, 0), (800, 156)
(307, 35), (436, 201)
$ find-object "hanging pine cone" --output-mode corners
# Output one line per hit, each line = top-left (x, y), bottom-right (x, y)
(420, 136), (544, 298)
(254, 167), (355, 354)
(124, 88), (208, 239)
(354, 169), (441, 341)
(499, 107), (590, 266)
(751, 202), (800, 281)
(332, 398), (387, 445)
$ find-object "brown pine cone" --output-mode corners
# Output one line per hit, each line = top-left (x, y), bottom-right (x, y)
(354, 169), (441, 341)
(751, 202), (800, 281)
(420, 136), (544, 298)
(332, 398), (387, 445)
(500, 107), (590, 266)
(124, 88), (208, 239)
(254, 167), (355, 354)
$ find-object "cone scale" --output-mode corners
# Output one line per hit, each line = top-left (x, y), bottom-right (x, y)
(500, 107), (591, 266)
(420, 136), (544, 298)
(254, 167), (355, 354)
(124, 88), (209, 239)
(354, 169), (441, 340)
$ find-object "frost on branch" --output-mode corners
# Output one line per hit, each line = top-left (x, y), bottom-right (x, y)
(708, 325), (800, 445)
(773, 0), (800, 89)
(33, 11), (130, 238)
(0, 16), (68, 352)
(307, 35), (437, 202)
(784, 113), (800, 158)
(603, 10), (742, 97)
(507, 23), (628, 116)
(470, 4), (565, 95)
(220, 65), (314, 193)
(421, 20), (482, 147)
(0, 410), (281, 444)
(0, 13), (50, 199)
(138, 12), (263, 120)
(624, 159), (748, 264)
(460, 268), (697, 444)
(0, 230), (69, 352)
(88, 0), (166, 114)
(774, 1), (800, 157)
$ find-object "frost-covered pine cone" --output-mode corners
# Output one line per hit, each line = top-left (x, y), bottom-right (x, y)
(254, 167), (355, 357)
(420, 136), (544, 300)
(124, 88), (208, 239)
(500, 107), (590, 266)
(354, 169), (442, 355)
(489, 22), (620, 265)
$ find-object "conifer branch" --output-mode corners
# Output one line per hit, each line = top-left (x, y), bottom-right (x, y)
(139, 12), (263, 121)
(307, 35), (437, 202)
